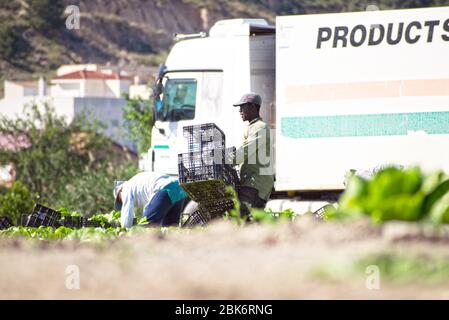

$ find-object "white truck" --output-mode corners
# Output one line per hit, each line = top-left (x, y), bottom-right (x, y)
(147, 6), (449, 212)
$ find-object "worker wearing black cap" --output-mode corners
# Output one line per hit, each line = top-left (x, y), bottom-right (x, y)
(231, 93), (274, 217)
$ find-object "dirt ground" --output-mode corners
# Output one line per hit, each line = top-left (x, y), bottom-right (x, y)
(1, 216), (449, 300)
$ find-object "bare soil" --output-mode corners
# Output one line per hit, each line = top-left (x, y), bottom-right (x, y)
(1, 217), (449, 300)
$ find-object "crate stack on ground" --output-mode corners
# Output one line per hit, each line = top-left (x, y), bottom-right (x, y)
(62, 216), (84, 229)
(19, 204), (129, 229)
(24, 204), (62, 228)
(178, 123), (239, 227)
(21, 204), (80, 228)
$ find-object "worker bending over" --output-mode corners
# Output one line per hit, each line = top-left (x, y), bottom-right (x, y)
(114, 171), (188, 228)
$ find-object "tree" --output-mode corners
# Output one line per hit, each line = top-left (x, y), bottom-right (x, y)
(25, 0), (65, 32)
(0, 104), (113, 203)
(0, 104), (139, 215)
(54, 162), (137, 217)
(0, 23), (18, 60)
(0, 181), (37, 225)
(123, 94), (153, 155)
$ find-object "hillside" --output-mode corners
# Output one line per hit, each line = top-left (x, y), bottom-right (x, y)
(1, 0), (449, 94)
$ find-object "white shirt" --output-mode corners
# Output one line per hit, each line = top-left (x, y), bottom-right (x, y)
(120, 172), (177, 228)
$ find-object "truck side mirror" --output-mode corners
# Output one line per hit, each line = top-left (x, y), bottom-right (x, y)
(152, 83), (163, 125)
(156, 64), (167, 81)
(150, 105), (156, 126)
(151, 64), (170, 135)
(154, 81), (164, 97)
(152, 64), (167, 126)
(153, 64), (167, 97)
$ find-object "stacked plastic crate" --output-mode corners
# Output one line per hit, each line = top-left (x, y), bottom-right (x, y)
(21, 204), (90, 228)
(24, 204), (62, 227)
(178, 123), (239, 227)
(15, 204), (139, 229)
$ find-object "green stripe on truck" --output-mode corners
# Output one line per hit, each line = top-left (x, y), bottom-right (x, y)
(281, 111), (449, 139)
(154, 145), (170, 149)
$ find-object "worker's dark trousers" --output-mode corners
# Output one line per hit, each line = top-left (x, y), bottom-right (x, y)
(238, 186), (267, 218)
(143, 190), (185, 226)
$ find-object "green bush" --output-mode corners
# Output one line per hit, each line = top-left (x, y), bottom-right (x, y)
(0, 181), (37, 225)
(54, 162), (138, 217)
(123, 94), (153, 154)
(0, 103), (142, 219)
(0, 104), (114, 204)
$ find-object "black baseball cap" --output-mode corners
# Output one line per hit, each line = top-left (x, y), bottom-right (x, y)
(233, 93), (262, 107)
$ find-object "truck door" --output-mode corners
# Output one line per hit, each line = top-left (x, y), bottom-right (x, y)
(151, 71), (224, 175)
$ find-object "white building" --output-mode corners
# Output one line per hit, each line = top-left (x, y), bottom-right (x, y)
(3, 81), (39, 99)
(0, 65), (142, 152)
(51, 70), (132, 98)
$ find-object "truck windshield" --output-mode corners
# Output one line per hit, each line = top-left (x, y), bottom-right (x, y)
(157, 78), (197, 122)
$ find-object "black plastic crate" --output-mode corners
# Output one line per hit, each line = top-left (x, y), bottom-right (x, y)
(313, 205), (333, 220)
(179, 163), (239, 195)
(62, 216), (84, 229)
(179, 160), (238, 186)
(183, 123), (225, 153)
(179, 146), (235, 167)
(180, 146), (237, 168)
(183, 209), (211, 228)
(178, 145), (237, 179)
(181, 179), (227, 203)
(20, 214), (29, 226)
(200, 199), (235, 218)
(0, 216), (12, 230)
(178, 151), (226, 183)
(183, 201), (234, 228)
(26, 204), (61, 227)
(179, 123), (239, 228)
(179, 161), (227, 184)
(179, 182), (235, 227)
(179, 198), (235, 229)
(83, 220), (103, 228)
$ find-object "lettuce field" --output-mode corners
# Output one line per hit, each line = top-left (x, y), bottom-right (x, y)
(2, 167), (449, 299)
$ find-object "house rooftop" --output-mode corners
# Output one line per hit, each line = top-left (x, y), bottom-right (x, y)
(52, 70), (132, 81)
